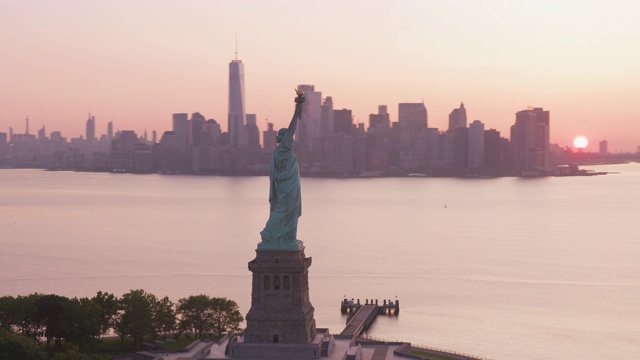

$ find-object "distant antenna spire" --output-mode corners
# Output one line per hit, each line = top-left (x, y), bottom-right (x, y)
(26, 115), (29, 135)
(235, 32), (238, 60)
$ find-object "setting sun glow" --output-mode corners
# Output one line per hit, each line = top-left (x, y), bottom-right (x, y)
(573, 136), (589, 149)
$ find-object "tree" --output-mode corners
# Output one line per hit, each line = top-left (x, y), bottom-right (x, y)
(153, 296), (176, 338)
(91, 291), (117, 336)
(113, 289), (157, 349)
(15, 294), (43, 343)
(36, 294), (74, 350)
(68, 297), (102, 351)
(0, 296), (19, 331)
(0, 327), (47, 360)
(209, 297), (243, 336)
(177, 295), (243, 338)
(176, 295), (212, 338)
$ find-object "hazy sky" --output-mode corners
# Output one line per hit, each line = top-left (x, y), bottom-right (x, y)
(1, 0), (639, 152)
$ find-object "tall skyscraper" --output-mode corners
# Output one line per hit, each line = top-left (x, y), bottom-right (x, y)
(190, 112), (206, 146)
(599, 140), (608, 155)
(398, 103), (428, 129)
(320, 96), (334, 138)
(245, 113), (260, 163)
(448, 102), (467, 131)
(296, 84), (322, 151)
(510, 107), (550, 172)
(369, 105), (390, 133)
(454, 127), (469, 170)
(334, 109), (353, 134)
(38, 126), (46, 140)
(107, 121), (113, 142)
(263, 122), (277, 154)
(468, 120), (485, 168)
(86, 114), (96, 142)
(484, 129), (504, 171)
(172, 113), (190, 154)
(0, 133), (7, 155)
(228, 58), (246, 148)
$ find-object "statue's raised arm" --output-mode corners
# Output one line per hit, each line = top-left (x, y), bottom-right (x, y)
(279, 89), (305, 146)
(258, 90), (305, 251)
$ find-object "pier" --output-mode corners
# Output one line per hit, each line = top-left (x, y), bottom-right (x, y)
(341, 298), (400, 315)
(339, 298), (399, 338)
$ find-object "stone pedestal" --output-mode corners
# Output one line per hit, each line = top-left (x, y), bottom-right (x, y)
(230, 248), (319, 358)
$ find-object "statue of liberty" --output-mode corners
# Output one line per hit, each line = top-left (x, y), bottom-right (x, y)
(258, 89), (305, 250)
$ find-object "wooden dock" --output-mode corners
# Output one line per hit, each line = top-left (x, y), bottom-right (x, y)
(339, 298), (399, 338)
(341, 298), (400, 315)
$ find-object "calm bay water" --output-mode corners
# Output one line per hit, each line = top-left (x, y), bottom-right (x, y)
(1, 164), (639, 359)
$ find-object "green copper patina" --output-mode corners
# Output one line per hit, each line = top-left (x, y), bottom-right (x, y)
(258, 90), (305, 251)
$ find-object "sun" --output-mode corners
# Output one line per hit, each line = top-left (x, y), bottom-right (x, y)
(573, 136), (589, 149)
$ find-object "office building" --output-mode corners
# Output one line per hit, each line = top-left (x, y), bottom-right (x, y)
(468, 120), (485, 169)
(448, 102), (467, 131)
(334, 109), (353, 134)
(398, 103), (428, 129)
(86, 114), (96, 142)
(297, 85), (322, 151)
(263, 122), (277, 154)
(599, 140), (608, 155)
(229, 59), (246, 148)
(369, 105), (390, 133)
(107, 121), (113, 142)
(320, 96), (334, 138)
(510, 107), (550, 172)
(172, 113), (190, 154)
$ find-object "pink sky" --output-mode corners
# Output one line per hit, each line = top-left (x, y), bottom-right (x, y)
(1, 0), (639, 152)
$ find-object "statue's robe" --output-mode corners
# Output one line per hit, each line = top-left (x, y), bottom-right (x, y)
(260, 128), (301, 245)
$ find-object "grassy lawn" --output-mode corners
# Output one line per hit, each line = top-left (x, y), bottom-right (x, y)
(93, 337), (138, 356)
(158, 337), (200, 350)
(409, 349), (463, 360)
(93, 334), (223, 356)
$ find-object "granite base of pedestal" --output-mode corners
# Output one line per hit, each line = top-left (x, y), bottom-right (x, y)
(231, 247), (320, 358)
(228, 340), (322, 359)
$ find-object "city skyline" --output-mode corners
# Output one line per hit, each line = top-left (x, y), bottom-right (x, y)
(1, 1), (639, 152)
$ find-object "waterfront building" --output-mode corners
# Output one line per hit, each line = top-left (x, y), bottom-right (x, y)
(599, 140), (608, 155)
(172, 113), (190, 155)
(510, 107), (551, 173)
(0, 133), (7, 158)
(484, 129), (504, 172)
(110, 130), (138, 171)
(468, 120), (485, 169)
(156, 131), (180, 171)
(454, 127), (469, 171)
